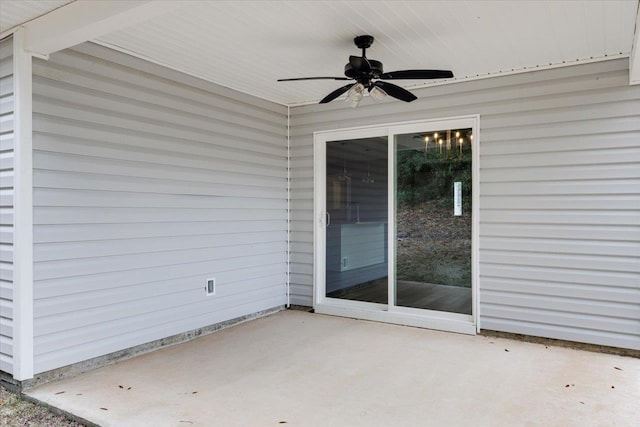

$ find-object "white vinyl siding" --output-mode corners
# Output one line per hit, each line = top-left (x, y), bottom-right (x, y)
(31, 43), (288, 373)
(289, 58), (640, 350)
(0, 36), (14, 375)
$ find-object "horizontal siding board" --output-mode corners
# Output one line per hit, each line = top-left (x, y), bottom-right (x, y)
(0, 262), (13, 282)
(0, 298), (12, 319)
(480, 210), (639, 226)
(0, 46), (12, 79)
(481, 195), (640, 210)
(34, 206), (286, 225)
(0, 244), (12, 262)
(480, 132), (640, 156)
(31, 42), (287, 373)
(33, 170), (285, 200)
(480, 237), (640, 257)
(0, 208), (13, 226)
(0, 134), (13, 153)
(35, 252), (286, 299)
(480, 250), (639, 273)
(0, 170), (14, 189)
(33, 188), (287, 209)
(33, 138), (285, 177)
(480, 223), (639, 242)
(0, 96), (14, 116)
(0, 335), (12, 356)
(480, 263), (638, 290)
(0, 188), (13, 205)
(0, 75), (13, 97)
(34, 230), (285, 262)
(34, 220), (286, 243)
(481, 278), (640, 304)
(0, 316), (12, 338)
(0, 151), (14, 169)
(481, 164), (640, 183)
(0, 279), (12, 300)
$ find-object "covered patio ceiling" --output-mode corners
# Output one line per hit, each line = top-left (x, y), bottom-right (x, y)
(1, 0), (639, 106)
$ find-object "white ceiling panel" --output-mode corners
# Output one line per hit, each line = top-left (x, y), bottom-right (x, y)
(2, 1), (638, 106)
(0, 0), (74, 34)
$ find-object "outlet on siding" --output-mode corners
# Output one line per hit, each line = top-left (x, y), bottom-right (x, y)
(206, 278), (216, 296)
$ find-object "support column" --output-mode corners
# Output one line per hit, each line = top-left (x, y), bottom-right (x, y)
(12, 28), (34, 381)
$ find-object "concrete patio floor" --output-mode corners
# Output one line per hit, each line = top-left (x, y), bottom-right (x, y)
(26, 310), (639, 427)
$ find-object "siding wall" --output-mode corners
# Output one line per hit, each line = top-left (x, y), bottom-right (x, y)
(31, 43), (288, 373)
(289, 59), (640, 350)
(0, 36), (14, 374)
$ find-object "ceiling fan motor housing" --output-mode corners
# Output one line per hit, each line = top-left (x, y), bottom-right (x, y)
(344, 59), (383, 80)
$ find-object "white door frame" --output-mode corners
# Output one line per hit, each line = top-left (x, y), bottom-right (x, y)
(313, 115), (480, 335)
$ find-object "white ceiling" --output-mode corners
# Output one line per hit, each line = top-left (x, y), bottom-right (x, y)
(0, 0), (74, 32)
(1, 0), (639, 106)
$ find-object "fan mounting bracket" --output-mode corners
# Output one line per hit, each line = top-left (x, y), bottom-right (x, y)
(354, 35), (374, 50)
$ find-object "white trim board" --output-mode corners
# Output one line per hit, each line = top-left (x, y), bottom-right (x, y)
(11, 28), (34, 381)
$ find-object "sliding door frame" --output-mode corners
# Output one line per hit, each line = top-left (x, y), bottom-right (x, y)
(313, 115), (480, 335)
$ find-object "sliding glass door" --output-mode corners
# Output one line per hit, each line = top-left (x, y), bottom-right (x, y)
(314, 117), (478, 334)
(324, 136), (388, 305)
(393, 128), (473, 315)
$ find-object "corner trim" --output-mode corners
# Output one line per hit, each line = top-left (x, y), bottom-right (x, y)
(12, 28), (34, 381)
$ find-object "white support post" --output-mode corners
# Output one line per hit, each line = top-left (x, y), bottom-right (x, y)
(12, 28), (34, 381)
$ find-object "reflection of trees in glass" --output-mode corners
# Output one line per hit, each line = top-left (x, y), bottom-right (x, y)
(396, 130), (472, 288)
(397, 143), (472, 207)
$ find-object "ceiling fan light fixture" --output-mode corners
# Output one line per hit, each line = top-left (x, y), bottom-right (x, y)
(346, 82), (365, 107)
(369, 85), (387, 102)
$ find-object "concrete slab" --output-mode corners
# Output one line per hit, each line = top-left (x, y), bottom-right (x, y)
(27, 311), (640, 427)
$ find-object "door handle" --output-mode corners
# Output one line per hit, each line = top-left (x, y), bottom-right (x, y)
(326, 211), (331, 227)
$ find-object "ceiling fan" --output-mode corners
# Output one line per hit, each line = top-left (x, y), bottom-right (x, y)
(278, 35), (453, 106)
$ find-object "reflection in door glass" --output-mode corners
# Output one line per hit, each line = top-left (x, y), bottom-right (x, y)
(325, 137), (388, 304)
(395, 129), (472, 314)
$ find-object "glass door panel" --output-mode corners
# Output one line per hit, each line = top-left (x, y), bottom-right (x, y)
(394, 129), (473, 314)
(325, 137), (388, 304)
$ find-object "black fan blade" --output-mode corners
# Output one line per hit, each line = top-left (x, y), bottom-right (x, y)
(349, 55), (371, 72)
(278, 77), (352, 81)
(373, 81), (417, 102)
(379, 70), (453, 80)
(319, 83), (355, 104)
